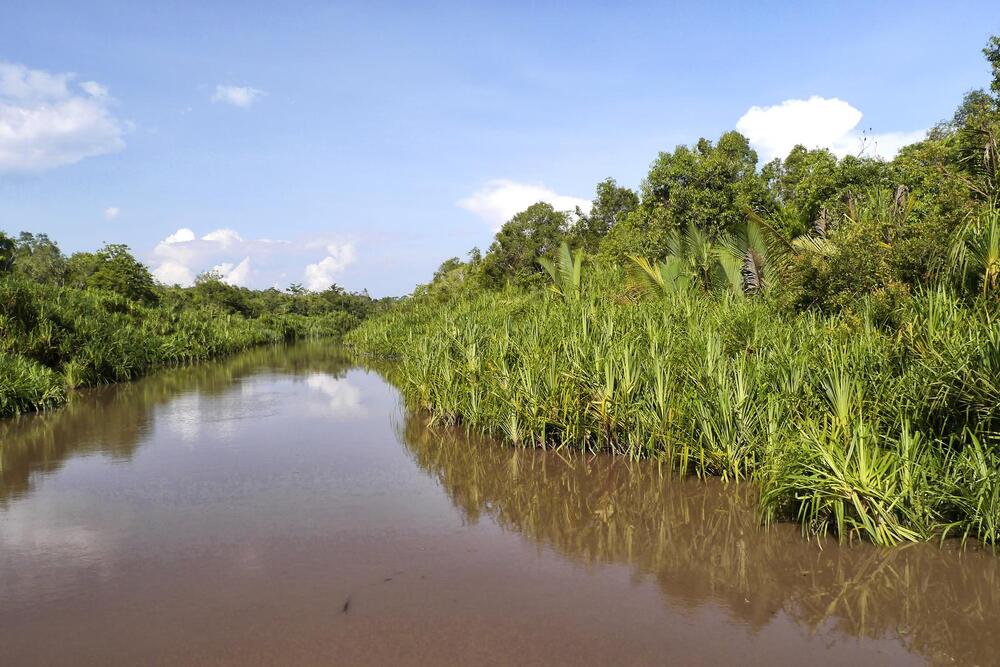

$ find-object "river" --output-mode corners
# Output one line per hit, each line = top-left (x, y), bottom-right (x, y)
(1, 343), (997, 665)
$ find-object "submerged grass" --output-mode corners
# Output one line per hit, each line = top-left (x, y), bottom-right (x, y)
(347, 271), (1000, 547)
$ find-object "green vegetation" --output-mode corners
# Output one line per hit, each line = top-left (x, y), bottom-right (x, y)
(0, 234), (384, 418)
(348, 36), (1000, 547)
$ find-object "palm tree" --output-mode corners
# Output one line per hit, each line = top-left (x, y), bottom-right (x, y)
(626, 255), (692, 297)
(538, 241), (584, 301)
(628, 221), (771, 298)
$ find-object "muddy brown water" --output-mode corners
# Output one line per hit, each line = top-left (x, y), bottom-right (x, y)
(1, 344), (998, 666)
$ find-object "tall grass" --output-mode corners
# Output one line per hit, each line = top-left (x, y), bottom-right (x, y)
(347, 268), (1000, 546)
(0, 275), (360, 418)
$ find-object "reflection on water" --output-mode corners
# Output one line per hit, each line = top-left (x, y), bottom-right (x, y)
(397, 413), (1000, 667)
(0, 344), (354, 504)
(305, 372), (364, 417)
(1, 346), (998, 665)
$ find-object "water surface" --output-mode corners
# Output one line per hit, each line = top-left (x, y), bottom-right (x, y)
(1, 344), (997, 665)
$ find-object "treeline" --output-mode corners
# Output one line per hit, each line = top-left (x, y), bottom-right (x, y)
(346, 36), (1000, 547)
(417, 36), (1000, 313)
(0, 233), (387, 418)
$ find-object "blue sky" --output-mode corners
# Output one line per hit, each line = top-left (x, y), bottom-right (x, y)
(0, 1), (997, 296)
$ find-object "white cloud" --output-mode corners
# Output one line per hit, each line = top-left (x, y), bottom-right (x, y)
(201, 228), (242, 245)
(211, 84), (266, 108)
(0, 62), (127, 172)
(149, 227), (354, 290)
(305, 373), (363, 417)
(153, 228), (260, 286)
(103, 206), (120, 220)
(153, 260), (195, 286)
(80, 81), (108, 98)
(457, 179), (592, 231)
(163, 227), (196, 244)
(0, 63), (71, 101)
(211, 256), (252, 286)
(736, 96), (926, 163)
(304, 243), (356, 291)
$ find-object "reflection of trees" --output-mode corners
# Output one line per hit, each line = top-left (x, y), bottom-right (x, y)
(397, 413), (1000, 666)
(0, 343), (353, 503)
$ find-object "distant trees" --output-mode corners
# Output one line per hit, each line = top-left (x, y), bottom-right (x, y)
(0, 227), (389, 320)
(601, 131), (772, 260)
(11, 232), (68, 284)
(189, 270), (251, 315)
(570, 178), (639, 253)
(480, 202), (569, 287)
(0, 233), (160, 305)
(403, 34), (1000, 316)
(68, 244), (159, 304)
(160, 274), (382, 319)
(986, 35), (1000, 97)
(0, 232), (14, 272)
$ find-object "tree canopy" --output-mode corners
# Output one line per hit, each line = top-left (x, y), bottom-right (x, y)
(480, 202), (570, 287)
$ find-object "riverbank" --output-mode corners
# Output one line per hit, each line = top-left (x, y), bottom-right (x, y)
(0, 275), (361, 418)
(345, 279), (999, 547)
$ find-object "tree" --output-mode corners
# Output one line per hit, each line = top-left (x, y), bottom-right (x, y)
(570, 178), (639, 253)
(650, 131), (770, 236)
(12, 232), (68, 284)
(763, 146), (890, 239)
(601, 131), (773, 261)
(762, 146), (839, 235)
(71, 244), (158, 304)
(777, 189), (921, 314)
(947, 37), (1000, 204)
(986, 34), (1000, 98)
(432, 257), (465, 284)
(0, 232), (14, 272)
(480, 202), (569, 287)
(191, 271), (252, 315)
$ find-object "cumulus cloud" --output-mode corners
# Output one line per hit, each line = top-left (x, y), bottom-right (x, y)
(149, 228), (355, 291)
(152, 228), (272, 286)
(304, 243), (356, 291)
(211, 257), (252, 286)
(153, 260), (195, 286)
(103, 206), (120, 220)
(201, 228), (242, 245)
(736, 96), (925, 163)
(211, 84), (266, 108)
(458, 179), (592, 231)
(0, 62), (127, 172)
(162, 227), (196, 244)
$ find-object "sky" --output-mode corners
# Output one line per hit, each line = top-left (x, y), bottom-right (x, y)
(0, 1), (997, 296)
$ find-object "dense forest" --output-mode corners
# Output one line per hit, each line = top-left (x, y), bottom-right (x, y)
(0, 234), (387, 417)
(346, 36), (1000, 546)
